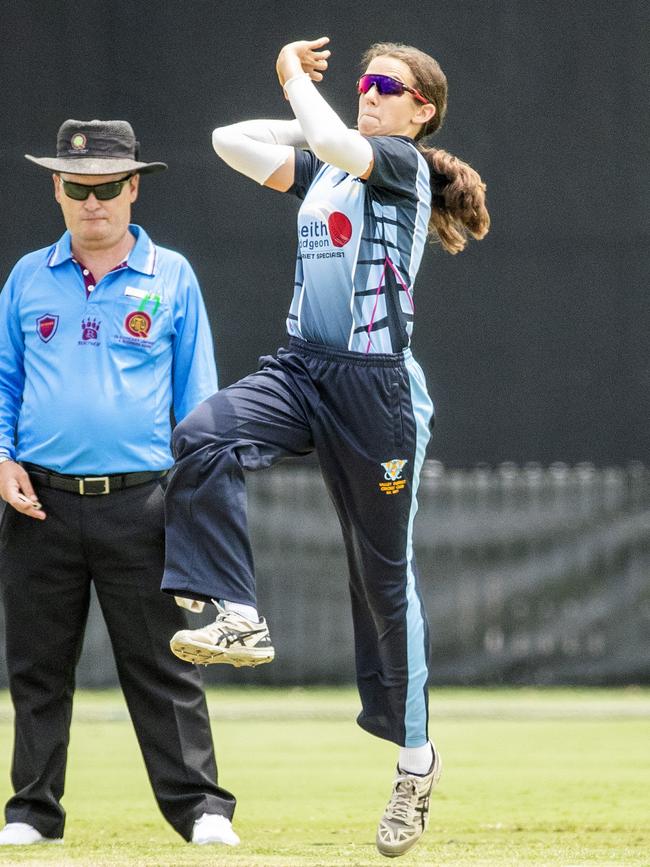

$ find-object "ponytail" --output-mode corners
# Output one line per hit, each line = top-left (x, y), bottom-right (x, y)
(360, 43), (490, 253)
(419, 146), (490, 254)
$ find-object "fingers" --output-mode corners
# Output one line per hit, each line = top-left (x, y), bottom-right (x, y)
(307, 62), (326, 82)
(12, 492), (46, 520)
(296, 38), (331, 66)
(302, 46), (330, 81)
(16, 468), (37, 501)
(277, 37), (331, 87)
(312, 56), (329, 71)
(307, 48), (330, 65)
(306, 36), (330, 49)
(0, 467), (46, 520)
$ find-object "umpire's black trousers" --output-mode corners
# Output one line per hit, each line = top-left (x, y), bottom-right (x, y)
(0, 476), (235, 840)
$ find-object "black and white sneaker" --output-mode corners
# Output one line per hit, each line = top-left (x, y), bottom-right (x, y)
(170, 604), (275, 667)
(376, 746), (442, 858)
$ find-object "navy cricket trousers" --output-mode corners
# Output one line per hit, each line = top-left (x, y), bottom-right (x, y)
(162, 338), (434, 747)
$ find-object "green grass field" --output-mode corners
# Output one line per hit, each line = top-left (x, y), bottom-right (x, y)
(0, 687), (648, 866)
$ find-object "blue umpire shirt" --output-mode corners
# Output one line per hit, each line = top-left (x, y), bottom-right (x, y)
(0, 224), (218, 475)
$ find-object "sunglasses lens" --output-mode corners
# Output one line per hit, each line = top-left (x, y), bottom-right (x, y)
(378, 75), (404, 96)
(62, 182), (89, 200)
(61, 177), (130, 201)
(94, 182), (123, 200)
(358, 74), (404, 96)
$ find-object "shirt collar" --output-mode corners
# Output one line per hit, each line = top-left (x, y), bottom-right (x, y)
(47, 224), (157, 276)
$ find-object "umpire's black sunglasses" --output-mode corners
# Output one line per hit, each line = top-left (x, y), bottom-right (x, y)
(59, 174), (134, 201)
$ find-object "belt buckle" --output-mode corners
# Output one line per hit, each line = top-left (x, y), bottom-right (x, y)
(79, 476), (110, 495)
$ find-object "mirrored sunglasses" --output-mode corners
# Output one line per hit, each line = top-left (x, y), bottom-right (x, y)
(60, 174), (134, 201)
(357, 74), (429, 104)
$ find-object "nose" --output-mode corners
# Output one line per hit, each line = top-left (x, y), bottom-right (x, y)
(361, 84), (379, 106)
(82, 193), (102, 210)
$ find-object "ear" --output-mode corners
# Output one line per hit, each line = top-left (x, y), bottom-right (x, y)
(52, 173), (62, 204)
(413, 102), (436, 129)
(129, 173), (140, 204)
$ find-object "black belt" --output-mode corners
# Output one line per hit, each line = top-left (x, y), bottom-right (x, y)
(23, 463), (169, 496)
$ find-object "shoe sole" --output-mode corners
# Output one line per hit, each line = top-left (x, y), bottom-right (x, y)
(170, 638), (275, 667)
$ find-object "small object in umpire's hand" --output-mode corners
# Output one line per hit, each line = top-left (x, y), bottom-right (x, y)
(16, 493), (42, 510)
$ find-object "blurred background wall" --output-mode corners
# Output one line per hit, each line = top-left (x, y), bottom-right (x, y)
(0, 0), (647, 685)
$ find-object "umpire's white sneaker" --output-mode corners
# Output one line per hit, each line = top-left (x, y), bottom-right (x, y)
(170, 604), (275, 667)
(191, 812), (240, 846)
(0, 822), (63, 845)
(376, 747), (442, 858)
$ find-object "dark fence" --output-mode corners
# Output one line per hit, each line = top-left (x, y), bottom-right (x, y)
(0, 463), (648, 687)
(1, 1), (648, 468)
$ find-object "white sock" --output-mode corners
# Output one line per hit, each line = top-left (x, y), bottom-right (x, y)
(398, 742), (434, 775)
(221, 600), (260, 622)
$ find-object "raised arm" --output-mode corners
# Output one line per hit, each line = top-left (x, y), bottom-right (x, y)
(276, 37), (374, 179)
(211, 37), (374, 192)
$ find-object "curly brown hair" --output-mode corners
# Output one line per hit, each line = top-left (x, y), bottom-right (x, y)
(361, 43), (490, 254)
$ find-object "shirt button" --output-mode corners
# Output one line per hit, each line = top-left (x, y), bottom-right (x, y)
(83, 269), (90, 276)
(88, 284), (95, 291)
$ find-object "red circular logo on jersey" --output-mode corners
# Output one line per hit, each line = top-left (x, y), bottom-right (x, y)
(125, 311), (151, 338)
(328, 212), (353, 247)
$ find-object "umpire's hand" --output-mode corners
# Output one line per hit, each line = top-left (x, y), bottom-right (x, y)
(0, 461), (46, 520)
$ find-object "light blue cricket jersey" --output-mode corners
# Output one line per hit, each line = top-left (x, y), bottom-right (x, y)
(0, 225), (218, 474)
(288, 135), (431, 353)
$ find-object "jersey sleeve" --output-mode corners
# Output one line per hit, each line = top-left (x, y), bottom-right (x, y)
(0, 266), (26, 459)
(288, 148), (323, 200)
(366, 136), (425, 199)
(170, 258), (219, 423)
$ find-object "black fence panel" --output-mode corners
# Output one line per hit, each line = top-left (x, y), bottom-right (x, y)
(1, 463), (645, 687)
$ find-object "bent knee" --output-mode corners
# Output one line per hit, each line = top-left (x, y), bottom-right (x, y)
(172, 392), (242, 459)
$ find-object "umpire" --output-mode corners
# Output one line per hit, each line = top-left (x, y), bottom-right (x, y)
(0, 119), (238, 847)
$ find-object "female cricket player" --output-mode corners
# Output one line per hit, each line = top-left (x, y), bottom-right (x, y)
(163, 37), (490, 857)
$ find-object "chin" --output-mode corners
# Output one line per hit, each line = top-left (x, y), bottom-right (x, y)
(358, 121), (380, 137)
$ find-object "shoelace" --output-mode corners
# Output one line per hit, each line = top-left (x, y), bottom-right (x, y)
(384, 776), (419, 823)
(203, 612), (261, 640)
(212, 605), (256, 630)
(200, 615), (242, 640)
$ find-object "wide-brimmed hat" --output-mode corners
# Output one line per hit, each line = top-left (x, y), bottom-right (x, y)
(24, 119), (167, 175)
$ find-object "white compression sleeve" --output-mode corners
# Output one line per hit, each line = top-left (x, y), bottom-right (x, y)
(211, 119), (304, 184)
(218, 118), (308, 147)
(283, 73), (373, 178)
